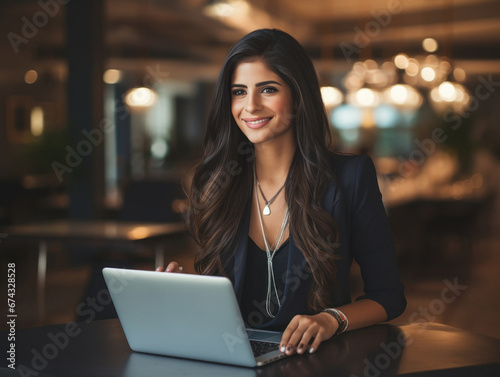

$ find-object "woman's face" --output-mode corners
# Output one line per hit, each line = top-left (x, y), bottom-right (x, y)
(231, 59), (294, 147)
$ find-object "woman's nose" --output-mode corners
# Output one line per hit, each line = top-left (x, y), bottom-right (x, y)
(245, 93), (261, 113)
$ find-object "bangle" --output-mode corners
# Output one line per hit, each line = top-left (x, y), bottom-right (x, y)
(322, 308), (348, 335)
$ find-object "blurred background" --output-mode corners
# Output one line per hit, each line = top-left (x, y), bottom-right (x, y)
(0, 0), (499, 339)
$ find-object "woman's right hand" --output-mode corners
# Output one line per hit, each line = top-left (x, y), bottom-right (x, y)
(155, 261), (184, 273)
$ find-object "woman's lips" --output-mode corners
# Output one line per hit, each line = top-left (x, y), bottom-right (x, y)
(243, 117), (272, 129)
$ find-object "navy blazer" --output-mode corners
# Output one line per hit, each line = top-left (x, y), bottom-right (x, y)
(223, 154), (407, 331)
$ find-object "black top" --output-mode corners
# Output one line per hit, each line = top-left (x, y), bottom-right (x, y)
(225, 154), (407, 331)
(241, 236), (290, 327)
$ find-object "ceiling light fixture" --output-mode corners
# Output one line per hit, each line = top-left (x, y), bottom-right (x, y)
(124, 87), (158, 111)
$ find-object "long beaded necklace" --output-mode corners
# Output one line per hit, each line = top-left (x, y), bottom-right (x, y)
(253, 165), (289, 318)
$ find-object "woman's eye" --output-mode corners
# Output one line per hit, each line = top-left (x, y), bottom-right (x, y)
(232, 89), (246, 96)
(262, 86), (277, 94)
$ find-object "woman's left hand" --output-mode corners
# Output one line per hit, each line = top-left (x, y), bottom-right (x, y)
(279, 312), (338, 355)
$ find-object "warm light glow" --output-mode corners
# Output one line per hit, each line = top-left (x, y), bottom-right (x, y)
(405, 59), (420, 77)
(321, 86), (344, 108)
(128, 227), (151, 240)
(355, 88), (379, 107)
(353, 61), (367, 74)
(344, 74), (364, 91)
(394, 54), (409, 69)
(453, 67), (467, 82)
(384, 84), (422, 110)
(422, 38), (438, 53)
(438, 81), (457, 102)
(125, 87), (158, 110)
(103, 69), (122, 84)
(203, 0), (249, 18)
(430, 87), (442, 102)
(25, 70), (38, 84)
(421, 66), (436, 82)
(30, 106), (44, 136)
(439, 60), (452, 74)
(430, 82), (470, 114)
(389, 85), (407, 104)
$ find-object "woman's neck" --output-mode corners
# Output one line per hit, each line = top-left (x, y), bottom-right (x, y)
(254, 139), (296, 186)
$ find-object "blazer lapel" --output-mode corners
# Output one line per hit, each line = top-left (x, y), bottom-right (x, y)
(228, 201), (251, 302)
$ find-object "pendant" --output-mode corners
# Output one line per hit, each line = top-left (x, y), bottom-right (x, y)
(263, 205), (271, 216)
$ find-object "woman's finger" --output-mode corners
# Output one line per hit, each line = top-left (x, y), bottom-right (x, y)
(307, 328), (325, 354)
(166, 261), (184, 273)
(280, 316), (299, 353)
(155, 262), (184, 273)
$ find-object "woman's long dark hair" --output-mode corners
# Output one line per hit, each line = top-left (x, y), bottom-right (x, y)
(186, 28), (339, 311)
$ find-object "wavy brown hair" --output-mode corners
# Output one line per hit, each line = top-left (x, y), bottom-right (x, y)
(186, 29), (339, 311)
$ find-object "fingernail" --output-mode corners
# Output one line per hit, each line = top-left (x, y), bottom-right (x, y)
(280, 345), (286, 353)
(299, 344), (304, 349)
(309, 347), (315, 354)
(155, 267), (161, 271)
(166, 268), (170, 272)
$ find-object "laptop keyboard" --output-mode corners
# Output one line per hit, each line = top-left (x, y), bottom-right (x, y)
(250, 340), (280, 357)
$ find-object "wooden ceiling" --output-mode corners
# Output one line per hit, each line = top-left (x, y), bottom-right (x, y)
(1, 0), (499, 84)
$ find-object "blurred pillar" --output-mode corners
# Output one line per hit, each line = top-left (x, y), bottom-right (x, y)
(66, 0), (105, 219)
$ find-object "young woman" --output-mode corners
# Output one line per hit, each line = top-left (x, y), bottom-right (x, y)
(157, 28), (406, 356)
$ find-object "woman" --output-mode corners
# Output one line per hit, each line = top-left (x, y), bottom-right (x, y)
(158, 28), (406, 356)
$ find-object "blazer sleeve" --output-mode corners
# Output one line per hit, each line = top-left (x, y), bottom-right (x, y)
(349, 155), (406, 320)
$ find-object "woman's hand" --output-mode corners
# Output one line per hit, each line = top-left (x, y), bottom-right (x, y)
(280, 312), (338, 355)
(155, 261), (184, 273)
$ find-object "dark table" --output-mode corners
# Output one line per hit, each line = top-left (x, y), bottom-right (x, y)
(2, 319), (500, 376)
(1, 220), (187, 321)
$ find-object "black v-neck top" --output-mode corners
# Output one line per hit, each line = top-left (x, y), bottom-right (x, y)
(241, 236), (290, 327)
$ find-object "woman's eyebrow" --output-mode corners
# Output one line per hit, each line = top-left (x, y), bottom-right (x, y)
(256, 80), (281, 87)
(231, 80), (282, 89)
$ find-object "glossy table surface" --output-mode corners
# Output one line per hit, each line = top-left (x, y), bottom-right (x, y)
(2, 319), (500, 377)
(2, 220), (187, 243)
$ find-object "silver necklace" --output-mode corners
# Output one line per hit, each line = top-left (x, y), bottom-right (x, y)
(255, 175), (286, 216)
(253, 165), (289, 318)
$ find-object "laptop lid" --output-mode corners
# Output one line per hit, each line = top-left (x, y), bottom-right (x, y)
(102, 267), (285, 367)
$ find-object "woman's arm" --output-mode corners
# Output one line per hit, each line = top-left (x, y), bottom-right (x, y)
(280, 155), (405, 356)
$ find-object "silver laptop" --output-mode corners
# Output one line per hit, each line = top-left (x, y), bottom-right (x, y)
(102, 267), (287, 367)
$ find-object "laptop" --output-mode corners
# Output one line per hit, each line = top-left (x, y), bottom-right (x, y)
(102, 267), (287, 367)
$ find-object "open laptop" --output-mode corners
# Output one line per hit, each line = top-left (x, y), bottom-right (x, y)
(102, 267), (287, 367)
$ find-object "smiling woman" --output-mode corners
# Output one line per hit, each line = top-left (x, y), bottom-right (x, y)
(161, 28), (406, 357)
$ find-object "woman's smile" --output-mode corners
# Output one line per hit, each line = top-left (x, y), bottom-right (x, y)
(242, 116), (273, 129)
